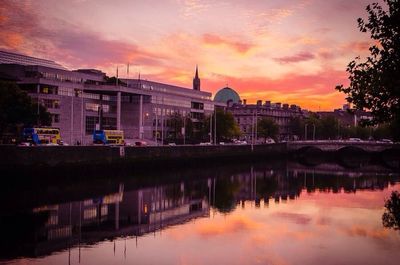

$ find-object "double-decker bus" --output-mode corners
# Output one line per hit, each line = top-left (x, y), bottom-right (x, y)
(22, 127), (62, 145)
(93, 130), (124, 145)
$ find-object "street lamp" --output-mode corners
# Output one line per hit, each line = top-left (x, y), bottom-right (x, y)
(304, 124), (307, 141)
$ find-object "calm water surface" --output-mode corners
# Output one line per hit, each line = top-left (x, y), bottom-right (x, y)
(1, 161), (399, 265)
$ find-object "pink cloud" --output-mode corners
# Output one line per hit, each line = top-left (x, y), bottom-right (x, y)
(274, 51), (315, 64)
(202, 33), (254, 54)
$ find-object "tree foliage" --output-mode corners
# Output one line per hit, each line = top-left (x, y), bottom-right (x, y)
(205, 109), (241, 142)
(336, 0), (400, 125)
(289, 116), (305, 140)
(257, 117), (279, 141)
(382, 191), (400, 230)
(0, 81), (51, 140)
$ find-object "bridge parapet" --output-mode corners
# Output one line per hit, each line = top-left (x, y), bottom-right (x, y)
(287, 140), (398, 152)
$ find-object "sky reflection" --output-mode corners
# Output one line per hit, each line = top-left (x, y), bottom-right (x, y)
(2, 164), (400, 265)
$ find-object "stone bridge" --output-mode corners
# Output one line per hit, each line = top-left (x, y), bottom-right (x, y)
(287, 140), (399, 153)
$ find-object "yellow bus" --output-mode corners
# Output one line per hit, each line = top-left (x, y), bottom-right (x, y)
(93, 130), (124, 145)
(23, 127), (62, 145)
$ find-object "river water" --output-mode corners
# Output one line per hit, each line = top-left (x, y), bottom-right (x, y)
(1, 160), (399, 265)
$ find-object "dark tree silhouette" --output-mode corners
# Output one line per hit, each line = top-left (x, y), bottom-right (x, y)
(205, 109), (241, 142)
(0, 81), (51, 140)
(382, 191), (400, 230)
(336, 0), (400, 130)
(257, 117), (279, 141)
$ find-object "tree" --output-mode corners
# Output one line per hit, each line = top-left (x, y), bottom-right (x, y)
(304, 113), (320, 140)
(257, 117), (279, 141)
(166, 113), (184, 143)
(205, 109), (241, 142)
(336, 0), (400, 128)
(0, 81), (51, 141)
(319, 116), (340, 140)
(289, 116), (305, 140)
(382, 191), (400, 230)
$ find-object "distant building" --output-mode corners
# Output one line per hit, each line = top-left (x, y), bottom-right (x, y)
(317, 105), (373, 127)
(0, 50), (217, 144)
(213, 86), (305, 141)
(230, 101), (305, 141)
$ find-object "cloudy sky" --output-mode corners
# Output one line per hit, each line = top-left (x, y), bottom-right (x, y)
(0, 0), (379, 110)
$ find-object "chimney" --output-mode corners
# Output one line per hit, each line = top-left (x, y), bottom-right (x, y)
(243, 99), (247, 105)
(257, 100), (262, 106)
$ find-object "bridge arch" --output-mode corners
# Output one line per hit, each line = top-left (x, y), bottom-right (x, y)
(379, 148), (400, 169)
(295, 146), (325, 166)
(296, 146), (324, 154)
(337, 146), (370, 168)
(337, 146), (367, 154)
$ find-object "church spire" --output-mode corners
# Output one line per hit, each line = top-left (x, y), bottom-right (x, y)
(193, 65), (200, 91)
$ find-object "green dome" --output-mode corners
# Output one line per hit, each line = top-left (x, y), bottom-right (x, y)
(214, 87), (240, 104)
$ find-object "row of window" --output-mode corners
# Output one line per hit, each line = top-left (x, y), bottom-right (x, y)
(153, 107), (188, 117)
(237, 116), (291, 125)
(233, 109), (297, 116)
(40, 71), (83, 83)
(85, 103), (111, 113)
(151, 96), (192, 108)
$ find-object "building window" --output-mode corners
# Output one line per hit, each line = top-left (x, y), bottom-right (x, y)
(85, 116), (99, 134)
(191, 102), (204, 110)
(40, 85), (58, 95)
(53, 114), (60, 123)
(85, 116), (116, 134)
(85, 103), (109, 113)
(42, 99), (60, 109)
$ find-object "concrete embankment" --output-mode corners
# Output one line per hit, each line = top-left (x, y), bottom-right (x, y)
(1, 143), (398, 176)
(0, 144), (288, 170)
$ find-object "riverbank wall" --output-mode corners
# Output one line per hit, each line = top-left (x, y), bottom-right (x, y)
(0, 143), (398, 176)
(0, 144), (288, 169)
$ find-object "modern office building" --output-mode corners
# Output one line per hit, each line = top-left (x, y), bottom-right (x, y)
(213, 86), (306, 141)
(0, 50), (217, 145)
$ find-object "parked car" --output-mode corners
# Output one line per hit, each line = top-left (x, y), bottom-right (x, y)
(379, 139), (393, 144)
(348, 138), (362, 142)
(135, 141), (147, 146)
(265, 138), (275, 144)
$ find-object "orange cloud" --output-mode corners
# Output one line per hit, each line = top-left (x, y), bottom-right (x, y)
(202, 68), (349, 110)
(344, 41), (371, 53)
(202, 33), (254, 54)
(0, 31), (23, 48)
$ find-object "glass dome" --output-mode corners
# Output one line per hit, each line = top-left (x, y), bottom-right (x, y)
(214, 87), (241, 104)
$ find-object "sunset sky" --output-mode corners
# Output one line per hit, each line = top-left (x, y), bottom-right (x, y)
(0, 0), (380, 110)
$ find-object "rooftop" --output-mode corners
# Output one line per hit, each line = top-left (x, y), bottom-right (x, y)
(0, 50), (68, 70)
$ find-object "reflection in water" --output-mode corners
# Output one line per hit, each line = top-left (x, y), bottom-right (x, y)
(383, 191), (400, 230)
(0, 160), (399, 265)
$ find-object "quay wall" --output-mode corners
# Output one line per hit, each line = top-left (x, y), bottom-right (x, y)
(0, 144), (288, 168)
(0, 143), (398, 173)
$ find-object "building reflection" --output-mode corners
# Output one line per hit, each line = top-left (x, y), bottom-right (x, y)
(0, 162), (398, 262)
